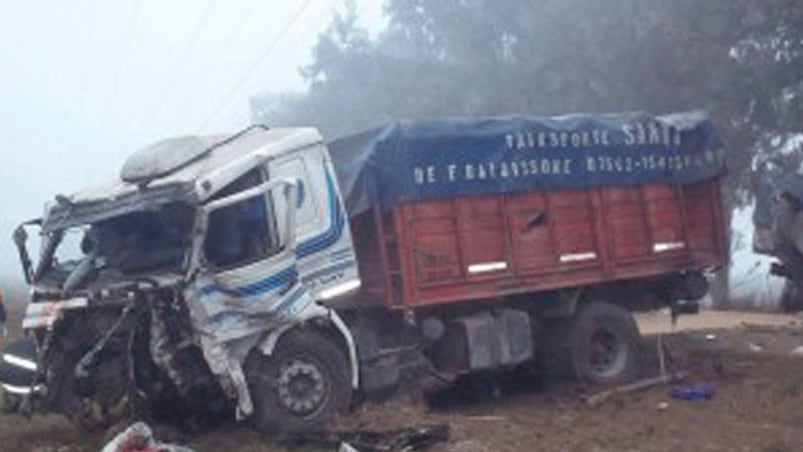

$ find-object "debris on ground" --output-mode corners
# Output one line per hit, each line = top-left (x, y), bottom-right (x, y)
(668, 382), (716, 401)
(101, 422), (195, 452)
(584, 371), (687, 407)
(748, 342), (765, 352)
(286, 424), (449, 452)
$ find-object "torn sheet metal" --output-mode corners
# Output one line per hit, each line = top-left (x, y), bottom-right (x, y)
(288, 424), (450, 452)
(183, 276), (325, 417)
(101, 422), (196, 452)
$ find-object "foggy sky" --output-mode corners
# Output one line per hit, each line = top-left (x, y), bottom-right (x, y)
(0, 0), (385, 282)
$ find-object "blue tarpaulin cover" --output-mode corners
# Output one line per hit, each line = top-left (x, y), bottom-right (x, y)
(327, 111), (724, 217)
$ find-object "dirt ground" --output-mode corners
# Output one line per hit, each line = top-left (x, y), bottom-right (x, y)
(2, 310), (803, 452)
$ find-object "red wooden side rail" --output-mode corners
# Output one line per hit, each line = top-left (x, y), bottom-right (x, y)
(354, 178), (726, 308)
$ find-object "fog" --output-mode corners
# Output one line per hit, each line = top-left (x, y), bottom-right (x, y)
(1, 0), (801, 309)
(0, 0), (384, 283)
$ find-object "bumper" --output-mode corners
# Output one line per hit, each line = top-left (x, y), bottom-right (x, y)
(22, 297), (88, 330)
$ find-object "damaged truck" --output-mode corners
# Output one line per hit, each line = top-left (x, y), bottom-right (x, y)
(5, 112), (727, 431)
(753, 172), (803, 311)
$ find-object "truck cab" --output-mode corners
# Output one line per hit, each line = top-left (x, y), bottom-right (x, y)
(12, 126), (361, 430)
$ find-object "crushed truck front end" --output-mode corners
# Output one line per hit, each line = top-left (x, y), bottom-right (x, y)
(7, 126), (361, 431)
(11, 184), (225, 428)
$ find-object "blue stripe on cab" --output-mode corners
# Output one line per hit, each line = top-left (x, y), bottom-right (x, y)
(296, 171), (345, 259)
(200, 266), (297, 298)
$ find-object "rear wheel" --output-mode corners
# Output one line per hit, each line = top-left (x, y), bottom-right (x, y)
(781, 280), (803, 312)
(247, 329), (352, 433)
(2, 392), (21, 413)
(568, 301), (642, 385)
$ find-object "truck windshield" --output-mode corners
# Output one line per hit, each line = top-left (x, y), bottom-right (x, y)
(38, 201), (195, 288)
(90, 202), (194, 274)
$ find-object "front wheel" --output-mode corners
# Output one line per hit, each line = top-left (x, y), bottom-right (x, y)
(246, 328), (352, 433)
(568, 301), (643, 386)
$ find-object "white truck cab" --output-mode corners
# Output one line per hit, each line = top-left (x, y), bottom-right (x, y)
(13, 126), (361, 430)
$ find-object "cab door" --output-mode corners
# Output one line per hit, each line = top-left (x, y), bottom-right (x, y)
(184, 166), (320, 416)
(187, 167), (315, 345)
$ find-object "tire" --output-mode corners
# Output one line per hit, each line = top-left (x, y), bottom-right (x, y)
(568, 301), (643, 386)
(2, 392), (21, 413)
(780, 280), (803, 312)
(246, 328), (352, 433)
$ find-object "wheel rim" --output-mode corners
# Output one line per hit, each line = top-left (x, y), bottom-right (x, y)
(587, 328), (627, 378)
(275, 358), (328, 416)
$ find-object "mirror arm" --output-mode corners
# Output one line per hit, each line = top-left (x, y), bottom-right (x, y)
(185, 210), (209, 281)
(283, 182), (298, 251)
(13, 224), (33, 284)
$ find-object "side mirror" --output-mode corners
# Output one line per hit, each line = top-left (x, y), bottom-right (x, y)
(267, 180), (299, 253)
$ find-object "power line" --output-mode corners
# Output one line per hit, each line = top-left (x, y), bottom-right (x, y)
(195, 0), (314, 133)
(213, 0), (262, 58)
(74, 0), (101, 133)
(154, 0), (260, 138)
(137, 0), (216, 137)
(100, 0), (143, 130)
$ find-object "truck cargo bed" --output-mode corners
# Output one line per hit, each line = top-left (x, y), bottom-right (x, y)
(352, 179), (726, 308)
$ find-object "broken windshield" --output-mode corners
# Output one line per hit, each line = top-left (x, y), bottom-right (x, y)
(36, 201), (195, 289)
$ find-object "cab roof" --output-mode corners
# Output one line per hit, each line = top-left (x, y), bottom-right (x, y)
(42, 126), (322, 232)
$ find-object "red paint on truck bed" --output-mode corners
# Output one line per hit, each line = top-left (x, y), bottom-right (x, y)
(351, 178), (726, 308)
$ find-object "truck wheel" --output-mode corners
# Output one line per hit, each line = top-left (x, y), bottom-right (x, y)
(247, 329), (352, 433)
(569, 301), (642, 385)
(780, 280), (803, 312)
(2, 392), (21, 413)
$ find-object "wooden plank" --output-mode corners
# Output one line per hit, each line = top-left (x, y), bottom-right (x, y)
(387, 178), (726, 308)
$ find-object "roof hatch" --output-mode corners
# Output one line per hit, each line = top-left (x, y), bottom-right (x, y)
(120, 135), (209, 183)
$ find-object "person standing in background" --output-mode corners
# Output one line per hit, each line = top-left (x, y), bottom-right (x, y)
(0, 290), (7, 344)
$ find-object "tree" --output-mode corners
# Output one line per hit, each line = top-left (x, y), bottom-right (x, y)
(252, 0), (803, 305)
(257, 0), (801, 175)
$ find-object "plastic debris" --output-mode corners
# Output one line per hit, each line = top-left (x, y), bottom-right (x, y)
(790, 345), (803, 356)
(101, 422), (195, 452)
(657, 401), (670, 411)
(339, 443), (360, 452)
(669, 383), (716, 401)
(288, 424), (449, 452)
